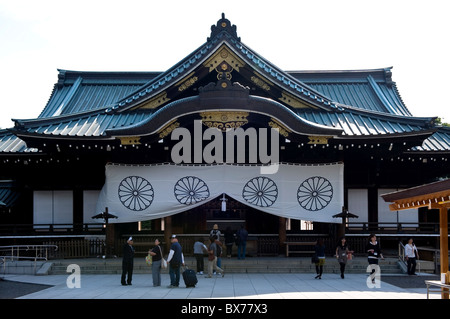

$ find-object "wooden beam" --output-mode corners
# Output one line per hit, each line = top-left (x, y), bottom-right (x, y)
(164, 216), (172, 255)
(388, 198), (450, 212)
(439, 207), (449, 299)
(381, 179), (450, 203)
(279, 217), (287, 255)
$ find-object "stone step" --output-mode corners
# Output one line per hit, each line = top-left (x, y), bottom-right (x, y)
(47, 257), (405, 275)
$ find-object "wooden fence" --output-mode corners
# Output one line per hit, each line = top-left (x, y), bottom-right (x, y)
(44, 239), (105, 258)
(41, 234), (391, 259)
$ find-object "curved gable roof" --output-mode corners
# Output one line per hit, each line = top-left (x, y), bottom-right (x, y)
(3, 14), (447, 154)
(112, 14), (339, 113)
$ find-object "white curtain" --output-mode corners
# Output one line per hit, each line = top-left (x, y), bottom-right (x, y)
(33, 190), (73, 228)
(378, 188), (418, 227)
(95, 162), (344, 223)
(83, 190), (102, 228)
(348, 189), (368, 227)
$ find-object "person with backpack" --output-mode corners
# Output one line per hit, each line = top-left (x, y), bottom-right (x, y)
(213, 234), (223, 274)
(206, 236), (225, 278)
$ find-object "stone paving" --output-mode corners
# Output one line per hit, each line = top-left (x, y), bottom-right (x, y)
(1, 272), (440, 299)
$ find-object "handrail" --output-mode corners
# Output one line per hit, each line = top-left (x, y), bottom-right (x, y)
(0, 245), (58, 263)
(398, 241), (406, 265)
(1, 245), (58, 275)
(398, 241), (424, 274)
(414, 247), (450, 274)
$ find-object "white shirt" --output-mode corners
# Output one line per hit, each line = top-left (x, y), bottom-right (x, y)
(167, 249), (185, 264)
(405, 243), (418, 258)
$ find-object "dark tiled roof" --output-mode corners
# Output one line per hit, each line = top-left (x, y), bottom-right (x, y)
(37, 70), (158, 118)
(410, 127), (450, 152)
(0, 130), (35, 153)
(0, 181), (21, 207)
(1, 15), (448, 154)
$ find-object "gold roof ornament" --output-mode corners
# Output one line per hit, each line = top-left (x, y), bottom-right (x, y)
(200, 111), (249, 132)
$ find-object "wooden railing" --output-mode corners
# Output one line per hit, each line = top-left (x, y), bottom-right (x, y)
(346, 222), (447, 234)
(2, 222), (445, 238)
(119, 234), (336, 257)
(0, 223), (105, 236)
(43, 239), (105, 258)
(1, 221), (446, 259)
(22, 234), (396, 259)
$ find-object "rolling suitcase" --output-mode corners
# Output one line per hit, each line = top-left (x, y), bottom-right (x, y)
(182, 267), (198, 288)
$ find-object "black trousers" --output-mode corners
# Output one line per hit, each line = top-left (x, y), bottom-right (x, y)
(121, 261), (133, 284)
(194, 254), (204, 272)
(226, 244), (233, 256)
(339, 262), (346, 275)
(315, 265), (323, 275)
(407, 257), (417, 275)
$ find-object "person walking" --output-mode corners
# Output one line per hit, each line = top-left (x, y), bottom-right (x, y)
(212, 234), (223, 274)
(236, 225), (248, 260)
(405, 237), (419, 275)
(167, 235), (185, 288)
(148, 238), (162, 286)
(366, 234), (384, 284)
(206, 236), (225, 278)
(224, 226), (235, 258)
(121, 237), (135, 286)
(335, 237), (353, 279)
(193, 238), (208, 275)
(314, 238), (326, 279)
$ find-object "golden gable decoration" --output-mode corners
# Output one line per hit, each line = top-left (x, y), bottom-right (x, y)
(200, 111), (249, 131)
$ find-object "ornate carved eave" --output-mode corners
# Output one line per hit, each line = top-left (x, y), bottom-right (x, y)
(105, 80), (343, 140)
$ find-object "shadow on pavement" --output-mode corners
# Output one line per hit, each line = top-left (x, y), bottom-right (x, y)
(0, 278), (53, 299)
(381, 275), (439, 289)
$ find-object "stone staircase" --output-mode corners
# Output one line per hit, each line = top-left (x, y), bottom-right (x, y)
(46, 256), (405, 275)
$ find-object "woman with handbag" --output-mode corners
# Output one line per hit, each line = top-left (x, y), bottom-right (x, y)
(149, 238), (163, 287)
(335, 237), (353, 279)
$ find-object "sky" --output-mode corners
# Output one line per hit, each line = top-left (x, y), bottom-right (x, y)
(0, 0), (449, 129)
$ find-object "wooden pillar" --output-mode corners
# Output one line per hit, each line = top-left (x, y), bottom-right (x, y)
(279, 217), (286, 256)
(367, 187), (378, 230)
(105, 223), (115, 256)
(337, 218), (345, 240)
(73, 189), (83, 232)
(439, 206), (449, 299)
(164, 216), (172, 255)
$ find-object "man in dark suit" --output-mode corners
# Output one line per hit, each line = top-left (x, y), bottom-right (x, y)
(121, 237), (135, 285)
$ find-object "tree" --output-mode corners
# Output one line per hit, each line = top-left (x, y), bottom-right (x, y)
(436, 117), (450, 127)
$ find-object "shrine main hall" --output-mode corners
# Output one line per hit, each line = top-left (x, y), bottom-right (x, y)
(1, 14), (449, 256)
